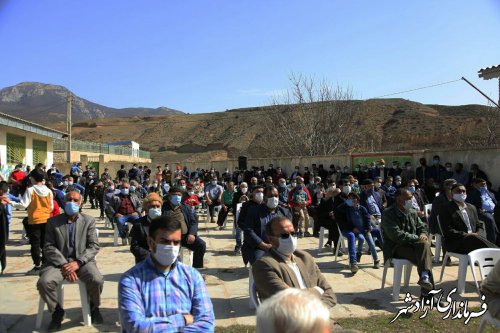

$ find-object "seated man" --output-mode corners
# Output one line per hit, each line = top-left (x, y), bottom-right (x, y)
(108, 181), (142, 245)
(440, 183), (497, 254)
(381, 188), (435, 300)
(130, 193), (163, 263)
(162, 186), (206, 269)
(337, 192), (380, 273)
(119, 216), (214, 332)
(256, 289), (331, 333)
(216, 181), (236, 229)
(242, 186), (291, 265)
(481, 259), (500, 320)
(466, 178), (499, 245)
(37, 191), (104, 330)
(204, 176), (223, 223)
(252, 216), (337, 315)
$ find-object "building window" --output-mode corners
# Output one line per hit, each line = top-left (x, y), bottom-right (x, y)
(6, 133), (26, 165)
(33, 139), (47, 166)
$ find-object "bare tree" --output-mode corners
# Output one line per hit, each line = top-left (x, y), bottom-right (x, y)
(484, 104), (500, 147)
(260, 73), (359, 157)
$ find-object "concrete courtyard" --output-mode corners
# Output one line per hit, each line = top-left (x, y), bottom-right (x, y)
(0, 203), (484, 332)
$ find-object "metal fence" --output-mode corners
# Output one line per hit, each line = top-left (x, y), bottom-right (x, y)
(54, 139), (150, 159)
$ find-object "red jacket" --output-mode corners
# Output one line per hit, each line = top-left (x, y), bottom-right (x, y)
(288, 187), (312, 208)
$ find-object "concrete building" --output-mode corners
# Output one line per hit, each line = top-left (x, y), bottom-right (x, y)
(0, 112), (67, 179)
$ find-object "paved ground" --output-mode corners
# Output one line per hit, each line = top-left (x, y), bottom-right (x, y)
(0, 203), (483, 332)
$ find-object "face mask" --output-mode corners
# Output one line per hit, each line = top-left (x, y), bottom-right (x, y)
(277, 235), (297, 257)
(395, 181), (402, 186)
(169, 195), (182, 206)
(64, 202), (80, 216)
(279, 183), (286, 188)
(404, 200), (413, 211)
(480, 186), (488, 194)
(408, 186), (416, 193)
(153, 244), (180, 267)
(211, 181), (217, 185)
(433, 159), (439, 165)
(63, 181), (69, 186)
(343, 169), (348, 173)
(291, 182), (297, 187)
(180, 185), (186, 190)
(121, 188), (129, 196)
(446, 167), (452, 172)
(345, 198), (354, 207)
(187, 191), (194, 196)
(68, 181), (74, 185)
(297, 185), (303, 191)
(254, 192), (264, 203)
(130, 185), (136, 192)
(380, 165), (385, 168)
(453, 193), (467, 202)
(148, 208), (162, 219)
(342, 186), (351, 194)
(328, 185), (336, 192)
(108, 186), (115, 191)
(241, 188), (248, 194)
(375, 183), (381, 189)
(266, 197), (279, 209)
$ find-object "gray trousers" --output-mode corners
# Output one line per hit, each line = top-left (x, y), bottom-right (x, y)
(37, 262), (104, 313)
(393, 240), (434, 294)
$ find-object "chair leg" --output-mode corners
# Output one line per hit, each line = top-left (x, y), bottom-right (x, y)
(113, 225), (119, 247)
(318, 227), (325, 250)
(403, 264), (412, 287)
(433, 236), (442, 263)
(392, 263), (404, 301)
(439, 253), (450, 282)
(334, 235), (343, 261)
(381, 261), (389, 289)
(248, 268), (255, 310)
(35, 297), (45, 329)
(78, 282), (92, 326)
(457, 258), (468, 294)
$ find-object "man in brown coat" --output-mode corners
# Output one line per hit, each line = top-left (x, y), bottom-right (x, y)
(252, 216), (337, 311)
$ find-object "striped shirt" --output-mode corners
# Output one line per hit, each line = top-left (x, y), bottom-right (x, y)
(119, 256), (214, 332)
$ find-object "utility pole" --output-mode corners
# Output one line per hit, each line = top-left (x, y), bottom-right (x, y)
(67, 92), (72, 163)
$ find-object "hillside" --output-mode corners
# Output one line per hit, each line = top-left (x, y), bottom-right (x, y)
(69, 99), (494, 162)
(0, 82), (183, 123)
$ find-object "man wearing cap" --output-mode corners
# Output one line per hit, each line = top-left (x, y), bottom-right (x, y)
(162, 186), (206, 269)
(288, 177), (312, 237)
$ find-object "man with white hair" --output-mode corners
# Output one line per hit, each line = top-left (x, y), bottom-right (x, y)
(256, 288), (331, 333)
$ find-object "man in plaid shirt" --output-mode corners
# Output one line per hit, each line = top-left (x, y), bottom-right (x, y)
(118, 216), (214, 332)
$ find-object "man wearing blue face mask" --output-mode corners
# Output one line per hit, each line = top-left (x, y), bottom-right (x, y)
(119, 216), (215, 332)
(108, 181), (142, 246)
(204, 177), (223, 223)
(37, 191), (104, 330)
(252, 216), (337, 319)
(162, 186), (206, 268)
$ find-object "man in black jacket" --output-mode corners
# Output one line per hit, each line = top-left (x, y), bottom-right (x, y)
(466, 178), (498, 245)
(130, 192), (163, 263)
(440, 184), (497, 254)
(162, 186), (206, 268)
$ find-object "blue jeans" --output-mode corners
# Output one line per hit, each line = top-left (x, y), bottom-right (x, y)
(115, 214), (140, 238)
(342, 231), (379, 264)
(371, 227), (384, 249)
(235, 225), (242, 247)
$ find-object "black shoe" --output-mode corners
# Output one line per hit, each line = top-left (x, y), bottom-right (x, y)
(324, 242), (332, 248)
(356, 253), (362, 263)
(304, 231), (312, 237)
(91, 307), (103, 325)
(373, 260), (380, 269)
(297, 232), (304, 238)
(418, 275), (433, 290)
(313, 232), (319, 238)
(26, 266), (41, 276)
(336, 249), (344, 257)
(48, 305), (65, 331)
(234, 245), (242, 255)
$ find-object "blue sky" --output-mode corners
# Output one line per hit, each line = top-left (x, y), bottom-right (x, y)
(0, 1), (499, 113)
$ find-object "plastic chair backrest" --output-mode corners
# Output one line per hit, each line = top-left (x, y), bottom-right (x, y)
(468, 248), (500, 294)
(235, 203), (243, 224)
(423, 204), (432, 221)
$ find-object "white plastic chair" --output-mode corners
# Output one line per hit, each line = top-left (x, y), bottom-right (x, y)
(113, 222), (130, 246)
(35, 280), (91, 329)
(381, 258), (414, 301)
(423, 204), (442, 263)
(178, 247), (194, 266)
(248, 267), (260, 309)
(334, 225), (347, 261)
(318, 227), (326, 250)
(437, 217), (469, 294)
(477, 311), (500, 333)
(232, 203), (242, 237)
(468, 248), (500, 295)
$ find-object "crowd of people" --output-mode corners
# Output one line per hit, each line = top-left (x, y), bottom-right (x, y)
(0, 156), (499, 332)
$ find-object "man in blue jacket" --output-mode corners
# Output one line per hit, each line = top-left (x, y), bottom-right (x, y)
(162, 186), (206, 268)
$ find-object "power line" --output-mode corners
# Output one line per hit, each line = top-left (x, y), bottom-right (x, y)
(371, 78), (463, 99)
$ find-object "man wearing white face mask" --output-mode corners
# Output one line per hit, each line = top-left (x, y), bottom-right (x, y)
(130, 193), (164, 263)
(440, 184), (497, 254)
(119, 216), (215, 332)
(381, 188), (435, 300)
(162, 186), (206, 268)
(241, 186), (291, 265)
(252, 216), (337, 316)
